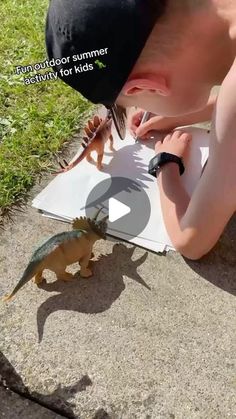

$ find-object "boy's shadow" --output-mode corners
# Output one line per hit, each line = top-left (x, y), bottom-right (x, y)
(37, 244), (150, 342)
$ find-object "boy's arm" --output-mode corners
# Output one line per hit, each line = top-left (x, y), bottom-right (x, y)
(164, 93), (217, 127)
(156, 63), (236, 260)
(131, 93), (217, 138)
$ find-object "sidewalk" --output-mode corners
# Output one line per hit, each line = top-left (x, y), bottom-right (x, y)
(0, 387), (65, 419)
(0, 156), (235, 418)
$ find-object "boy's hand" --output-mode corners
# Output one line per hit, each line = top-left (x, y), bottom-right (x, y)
(127, 109), (145, 137)
(155, 130), (192, 159)
(127, 109), (181, 140)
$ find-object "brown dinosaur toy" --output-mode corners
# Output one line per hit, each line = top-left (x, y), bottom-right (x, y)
(3, 209), (108, 301)
(58, 113), (114, 173)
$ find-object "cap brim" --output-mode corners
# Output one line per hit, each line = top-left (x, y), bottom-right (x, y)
(106, 105), (127, 140)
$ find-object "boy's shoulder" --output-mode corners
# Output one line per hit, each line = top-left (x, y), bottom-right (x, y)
(211, 58), (236, 200)
(222, 57), (236, 88)
(214, 57), (236, 145)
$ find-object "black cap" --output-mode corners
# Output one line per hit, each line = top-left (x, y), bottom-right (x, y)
(45, 0), (166, 138)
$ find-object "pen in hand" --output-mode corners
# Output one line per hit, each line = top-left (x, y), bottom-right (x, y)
(135, 111), (151, 142)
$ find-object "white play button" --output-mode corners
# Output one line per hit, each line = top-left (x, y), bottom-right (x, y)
(86, 177), (151, 239)
(108, 197), (131, 223)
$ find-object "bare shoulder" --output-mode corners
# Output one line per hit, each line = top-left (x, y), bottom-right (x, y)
(208, 58), (236, 204)
(213, 58), (236, 146)
(222, 57), (236, 85)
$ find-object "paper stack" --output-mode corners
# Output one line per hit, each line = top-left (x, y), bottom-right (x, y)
(32, 124), (210, 253)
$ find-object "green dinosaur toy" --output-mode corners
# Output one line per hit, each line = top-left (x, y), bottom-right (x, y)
(94, 59), (106, 69)
(3, 209), (108, 301)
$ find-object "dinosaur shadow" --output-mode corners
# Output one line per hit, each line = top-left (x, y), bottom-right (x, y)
(81, 142), (155, 213)
(184, 214), (236, 296)
(82, 176), (142, 214)
(101, 142), (154, 189)
(0, 351), (92, 419)
(37, 244), (150, 343)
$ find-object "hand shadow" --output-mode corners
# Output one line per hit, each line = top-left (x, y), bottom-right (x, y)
(183, 214), (236, 295)
(37, 244), (150, 343)
(0, 351), (92, 419)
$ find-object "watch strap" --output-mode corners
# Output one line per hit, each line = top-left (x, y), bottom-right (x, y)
(148, 152), (185, 177)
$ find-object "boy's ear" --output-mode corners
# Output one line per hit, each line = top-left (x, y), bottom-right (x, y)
(123, 74), (170, 97)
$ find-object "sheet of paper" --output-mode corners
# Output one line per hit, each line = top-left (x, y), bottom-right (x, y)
(32, 125), (210, 253)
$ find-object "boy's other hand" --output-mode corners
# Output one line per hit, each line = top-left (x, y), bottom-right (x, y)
(155, 130), (192, 159)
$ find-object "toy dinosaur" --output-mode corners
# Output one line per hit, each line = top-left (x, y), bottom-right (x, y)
(3, 209), (108, 301)
(58, 113), (114, 173)
(94, 59), (106, 69)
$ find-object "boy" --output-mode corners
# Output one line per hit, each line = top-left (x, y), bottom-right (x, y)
(46, 0), (236, 259)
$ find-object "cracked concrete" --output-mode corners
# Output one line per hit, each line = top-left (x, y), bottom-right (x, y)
(0, 386), (65, 419)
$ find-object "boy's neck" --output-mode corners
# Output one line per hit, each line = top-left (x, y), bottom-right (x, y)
(189, 1), (236, 80)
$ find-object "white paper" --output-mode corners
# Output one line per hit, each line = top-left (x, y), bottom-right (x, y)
(32, 125), (210, 253)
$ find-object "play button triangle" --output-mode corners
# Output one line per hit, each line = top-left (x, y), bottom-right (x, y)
(108, 197), (131, 223)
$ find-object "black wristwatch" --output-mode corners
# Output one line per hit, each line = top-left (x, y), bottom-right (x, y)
(148, 152), (185, 177)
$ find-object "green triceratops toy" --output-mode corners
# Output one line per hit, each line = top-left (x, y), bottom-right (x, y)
(3, 209), (108, 301)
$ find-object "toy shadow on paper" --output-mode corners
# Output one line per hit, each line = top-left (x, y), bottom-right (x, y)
(80, 128), (206, 213)
(184, 214), (236, 296)
(0, 351), (93, 419)
(37, 244), (150, 343)
(82, 176), (142, 214)
(81, 142), (154, 212)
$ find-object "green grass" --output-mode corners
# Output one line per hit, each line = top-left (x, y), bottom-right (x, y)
(0, 0), (94, 218)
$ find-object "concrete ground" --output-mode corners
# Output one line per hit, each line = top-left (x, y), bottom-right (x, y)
(0, 116), (236, 418)
(0, 386), (65, 419)
(0, 176), (236, 419)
